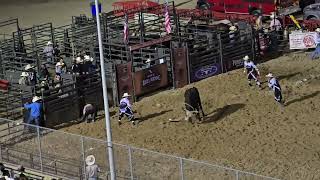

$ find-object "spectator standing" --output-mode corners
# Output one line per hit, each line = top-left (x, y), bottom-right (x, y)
(229, 26), (238, 44)
(24, 96), (42, 128)
(85, 155), (100, 180)
(84, 55), (96, 74)
(25, 64), (37, 86)
(71, 59), (80, 75)
(255, 14), (263, 31)
(55, 58), (66, 76)
(19, 72), (29, 85)
(269, 14), (282, 32)
(39, 63), (50, 81)
(43, 41), (54, 63)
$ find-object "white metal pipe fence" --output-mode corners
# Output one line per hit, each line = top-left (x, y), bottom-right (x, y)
(0, 118), (280, 180)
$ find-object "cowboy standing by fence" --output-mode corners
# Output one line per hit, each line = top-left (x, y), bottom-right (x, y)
(118, 93), (135, 125)
(19, 72), (29, 85)
(24, 96), (43, 129)
(266, 73), (284, 106)
(85, 155), (100, 180)
(243, 55), (262, 89)
(43, 41), (54, 63)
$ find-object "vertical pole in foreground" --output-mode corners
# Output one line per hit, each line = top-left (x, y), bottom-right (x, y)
(94, 1), (116, 180)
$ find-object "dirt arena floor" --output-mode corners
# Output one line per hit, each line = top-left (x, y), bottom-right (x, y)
(2, 0), (320, 179)
(60, 53), (320, 179)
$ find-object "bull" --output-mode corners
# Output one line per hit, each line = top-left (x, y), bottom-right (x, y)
(184, 87), (205, 123)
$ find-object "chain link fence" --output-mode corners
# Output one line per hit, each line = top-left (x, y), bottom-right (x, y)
(0, 118), (280, 180)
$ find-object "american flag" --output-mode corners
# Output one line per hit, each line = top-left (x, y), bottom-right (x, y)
(123, 13), (129, 44)
(164, 1), (171, 34)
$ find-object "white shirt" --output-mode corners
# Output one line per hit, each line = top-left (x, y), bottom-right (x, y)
(244, 61), (257, 70)
(270, 18), (282, 31)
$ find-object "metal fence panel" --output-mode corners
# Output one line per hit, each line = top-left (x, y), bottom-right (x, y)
(131, 147), (180, 180)
(182, 159), (236, 180)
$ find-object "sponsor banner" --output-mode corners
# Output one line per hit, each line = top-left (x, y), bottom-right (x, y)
(191, 63), (221, 82)
(289, 32), (320, 50)
(133, 63), (168, 96)
(226, 58), (244, 71)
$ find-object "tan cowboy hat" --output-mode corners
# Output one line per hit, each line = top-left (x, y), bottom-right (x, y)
(32, 96), (41, 103)
(266, 73), (273, 78)
(84, 55), (94, 62)
(315, 28), (320, 32)
(20, 72), (29, 77)
(47, 41), (53, 45)
(122, 93), (131, 98)
(76, 57), (83, 64)
(243, 55), (250, 61)
(24, 64), (34, 71)
(229, 26), (237, 31)
(56, 62), (64, 66)
(85, 155), (95, 166)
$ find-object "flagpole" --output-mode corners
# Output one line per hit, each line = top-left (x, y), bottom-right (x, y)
(94, 0), (116, 180)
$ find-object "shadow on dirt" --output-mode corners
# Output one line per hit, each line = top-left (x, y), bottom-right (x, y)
(202, 103), (245, 124)
(137, 110), (173, 122)
(285, 91), (320, 106)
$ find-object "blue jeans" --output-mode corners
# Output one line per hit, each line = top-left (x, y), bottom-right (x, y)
(27, 116), (40, 126)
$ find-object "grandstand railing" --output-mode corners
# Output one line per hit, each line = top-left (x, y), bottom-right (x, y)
(0, 118), (280, 180)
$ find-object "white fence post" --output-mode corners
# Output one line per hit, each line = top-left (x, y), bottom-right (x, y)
(236, 170), (239, 180)
(36, 126), (43, 172)
(179, 158), (184, 180)
(81, 136), (87, 180)
(128, 146), (134, 180)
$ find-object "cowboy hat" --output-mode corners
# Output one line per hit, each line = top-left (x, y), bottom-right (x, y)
(20, 72), (29, 77)
(122, 93), (131, 98)
(24, 64), (34, 71)
(266, 73), (273, 78)
(243, 55), (250, 61)
(229, 26), (237, 31)
(47, 41), (53, 45)
(56, 62), (65, 66)
(84, 55), (94, 62)
(76, 57), (83, 63)
(32, 96), (41, 103)
(85, 155), (95, 166)
(316, 28), (320, 32)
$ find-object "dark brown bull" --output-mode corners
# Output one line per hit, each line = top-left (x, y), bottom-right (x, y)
(184, 87), (205, 123)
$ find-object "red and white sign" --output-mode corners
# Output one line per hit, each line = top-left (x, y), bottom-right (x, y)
(289, 32), (320, 50)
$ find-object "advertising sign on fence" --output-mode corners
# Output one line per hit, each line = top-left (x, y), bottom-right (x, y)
(289, 32), (320, 49)
(133, 63), (168, 96)
(226, 58), (244, 71)
(191, 63), (221, 82)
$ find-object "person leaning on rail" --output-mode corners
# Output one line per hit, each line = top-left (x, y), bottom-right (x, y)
(23, 96), (43, 131)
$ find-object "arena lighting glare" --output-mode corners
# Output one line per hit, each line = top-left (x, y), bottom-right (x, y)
(94, 0), (116, 179)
